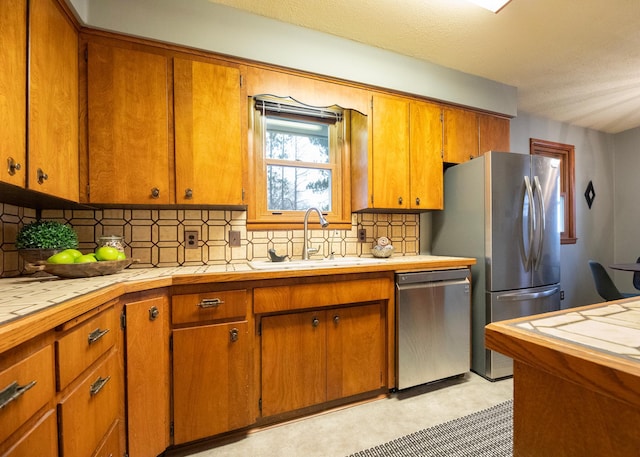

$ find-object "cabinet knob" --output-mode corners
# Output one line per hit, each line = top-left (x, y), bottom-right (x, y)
(7, 157), (21, 176)
(149, 306), (159, 321)
(37, 168), (48, 184)
(151, 187), (160, 199)
(184, 188), (193, 199)
(398, 196), (403, 205)
(333, 315), (340, 324)
(311, 317), (320, 327)
(415, 197), (420, 206)
(230, 328), (239, 342)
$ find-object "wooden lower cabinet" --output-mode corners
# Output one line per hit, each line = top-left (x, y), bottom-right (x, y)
(2, 409), (57, 457)
(261, 302), (385, 417)
(172, 321), (252, 444)
(123, 294), (170, 457)
(57, 350), (121, 457)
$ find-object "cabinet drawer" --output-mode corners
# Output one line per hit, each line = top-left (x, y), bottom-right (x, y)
(92, 419), (121, 457)
(2, 409), (57, 457)
(254, 278), (392, 314)
(58, 350), (120, 457)
(0, 345), (55, 443)
(56, 307), (118, 390)
(172, 289), (247, 324)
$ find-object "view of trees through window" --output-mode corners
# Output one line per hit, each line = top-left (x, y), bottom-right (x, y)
(265, 117), (332, 211)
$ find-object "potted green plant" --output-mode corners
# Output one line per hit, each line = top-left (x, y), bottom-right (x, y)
(15, 220), (79, 264)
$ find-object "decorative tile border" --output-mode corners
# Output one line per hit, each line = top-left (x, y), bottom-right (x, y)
(0, 203), (420, 277)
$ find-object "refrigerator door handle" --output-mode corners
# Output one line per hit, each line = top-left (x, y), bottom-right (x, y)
(523, 176), (535, 271)
(496, 286), (560, 301)
(533, 175), (546, 270)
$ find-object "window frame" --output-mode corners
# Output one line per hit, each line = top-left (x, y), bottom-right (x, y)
(247, 96), (352, 230)
(530, 138), (577, 244)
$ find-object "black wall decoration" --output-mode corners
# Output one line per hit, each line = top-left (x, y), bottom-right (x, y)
(584, 180), (595, 209)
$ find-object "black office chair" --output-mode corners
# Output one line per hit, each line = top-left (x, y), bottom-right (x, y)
(588, 260), (639, 301)
(633, 257), (640, 290)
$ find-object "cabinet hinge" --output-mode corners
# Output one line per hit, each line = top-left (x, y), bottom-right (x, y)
(240, 74), (244, 87)
(169, 334), (173, 352)
(259, 398), (262, 412)
(242, 187), (245, 202)
(257, 321), (261, 336)
(170, 421), (174, 437)
(120, 311), (126, 330)
(84, 47), (88, 62)
(370, 194), (374, 205)
(86, 183), (90, 199)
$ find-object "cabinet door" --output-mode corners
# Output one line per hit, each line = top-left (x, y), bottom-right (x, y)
(479, 113), (510, 154)
(443, 107), (478, 164)
(87, 42), (170, 204)
(327, 303), (384, 401)
(371, 94), (410, 209)
(172, 321), (252, 444)
(29, 0), (78, 201)
(261, 311), (326, 416)
(124, 296), (169, 457)
(174, 58), (244, 205)
(410, 101), (443, 210)
(0, 0), (26, 188)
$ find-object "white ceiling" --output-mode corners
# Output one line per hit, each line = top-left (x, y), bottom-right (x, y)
(208, 0), (640, 134)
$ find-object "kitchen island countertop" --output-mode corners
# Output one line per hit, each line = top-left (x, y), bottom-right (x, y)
(485, 299), (640, 456)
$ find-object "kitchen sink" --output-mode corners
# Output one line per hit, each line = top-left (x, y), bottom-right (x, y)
(248, 257), (386, 270)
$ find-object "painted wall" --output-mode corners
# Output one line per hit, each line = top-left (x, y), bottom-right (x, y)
(612, 127), (640, 281)
(66, 0), (516, 117)
(510, 112), (616, 308)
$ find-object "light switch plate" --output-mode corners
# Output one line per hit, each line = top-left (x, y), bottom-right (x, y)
(229, 230), (241, 247)
(185, 230), (198, 249)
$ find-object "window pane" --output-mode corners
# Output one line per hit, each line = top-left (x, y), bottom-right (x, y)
(266, 118), (329, 164)
(267, 165), (331, 211)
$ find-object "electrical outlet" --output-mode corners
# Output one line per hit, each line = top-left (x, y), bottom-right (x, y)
(229, 230), (241, 247)
(185, 230), (198, 249)
(560, 290), (565, 300)
(358, 228), (367, 242)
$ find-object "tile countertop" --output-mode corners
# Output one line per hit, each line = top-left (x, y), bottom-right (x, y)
(0, 255), (474, 346)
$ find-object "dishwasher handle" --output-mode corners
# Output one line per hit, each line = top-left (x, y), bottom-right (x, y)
(396, 277), (469, 292)
(496, 286), (560, 301)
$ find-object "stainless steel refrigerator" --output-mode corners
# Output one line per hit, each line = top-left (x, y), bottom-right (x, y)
(429, 151), (561, 380)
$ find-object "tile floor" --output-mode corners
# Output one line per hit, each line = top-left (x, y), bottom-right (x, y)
(167, 373), (513, 457)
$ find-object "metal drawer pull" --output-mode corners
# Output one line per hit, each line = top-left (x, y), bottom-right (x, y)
(88, 327), (110, 344)
(230, 328), (239, 342)
(90, 375), (111, 396)
(0, 380), (37, 409)
(197, 298), (224, 308)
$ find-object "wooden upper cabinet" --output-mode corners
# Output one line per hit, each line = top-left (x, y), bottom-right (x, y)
(174, 58), (244, 205)
(28, 0), (78, 201)
(0, 0), (27, 188)
(87, 42), (171, 204)
(443, 107), (477, 164)
(479, 113), (510, 154)
(371, 94), (410, 209)
(409, 101), (443, 210)
(352, 95), (443, 211)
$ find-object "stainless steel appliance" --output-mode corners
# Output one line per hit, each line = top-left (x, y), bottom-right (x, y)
(396, 269), (471, 390)
(429, 151), (561, 380)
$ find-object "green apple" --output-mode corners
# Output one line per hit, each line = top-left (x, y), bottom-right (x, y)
(95, 246), (120, 261)
(75, 254), (98, 263)
(47, 251), (75, 264)
(116, 251), (127, 261)
(61, 248), (83, 260)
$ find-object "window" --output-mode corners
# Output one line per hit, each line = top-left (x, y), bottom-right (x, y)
(530, 138), (577, 244)
(248, 96), (351, 229)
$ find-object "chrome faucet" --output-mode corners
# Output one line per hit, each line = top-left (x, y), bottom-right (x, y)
(302, 207), (329, 260)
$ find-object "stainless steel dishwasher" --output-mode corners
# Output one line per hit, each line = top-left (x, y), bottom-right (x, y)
(396, 269), (471, 390)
